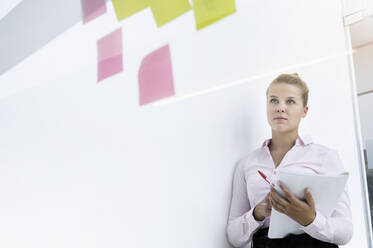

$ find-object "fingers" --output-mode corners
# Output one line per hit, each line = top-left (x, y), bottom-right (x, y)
(264, 194), (272, 211)
(266, 194), (272, 208)
(278, 181), (296, 203)
(260, 194), (272, 207)
(259, 194), (269, 204)
(270, 194), (285, 213)
(271, 187), (289, 205)
(270, 187), (289, 213)
(304, 188), (315, 209)
(255, 195), (272, 219)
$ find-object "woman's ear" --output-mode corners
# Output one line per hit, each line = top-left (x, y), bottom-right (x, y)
(303, 106), (309, 117)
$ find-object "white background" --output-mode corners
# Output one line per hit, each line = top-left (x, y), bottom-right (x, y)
(0, 0), (371, 247)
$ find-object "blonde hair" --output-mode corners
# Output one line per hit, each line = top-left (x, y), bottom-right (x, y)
(266, 73), (309, 107)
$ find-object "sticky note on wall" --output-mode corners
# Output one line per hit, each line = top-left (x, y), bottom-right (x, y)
(138, 45), (175, 105)
(81, 0), (107, 24)
(150, 0), (192, 27)
(97, 28), (123, 82)
(112, 0), (149, 21)
(193, 0), (236, 30)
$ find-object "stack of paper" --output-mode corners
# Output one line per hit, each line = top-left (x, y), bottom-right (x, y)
(268, 170), (349, 238)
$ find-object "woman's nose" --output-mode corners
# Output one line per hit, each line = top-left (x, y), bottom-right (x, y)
(275, 104), (286, 112)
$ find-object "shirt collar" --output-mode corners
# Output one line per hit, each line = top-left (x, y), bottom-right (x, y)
(261, 135), (313, 148)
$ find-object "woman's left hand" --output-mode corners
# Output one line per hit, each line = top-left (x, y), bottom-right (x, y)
(269, 182), (316, 226)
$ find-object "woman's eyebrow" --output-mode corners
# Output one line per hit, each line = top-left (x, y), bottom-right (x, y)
(269, 96), (297, 98)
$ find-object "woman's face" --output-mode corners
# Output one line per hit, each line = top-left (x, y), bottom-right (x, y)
(266, 83), (308, 134)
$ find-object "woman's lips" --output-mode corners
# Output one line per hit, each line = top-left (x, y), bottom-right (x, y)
(274, 117), (287, 120)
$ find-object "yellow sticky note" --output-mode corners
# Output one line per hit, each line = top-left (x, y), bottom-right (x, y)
(193, 0), (236, 30)
(150, 0), (192, 27)
(112, 0), (149, 21)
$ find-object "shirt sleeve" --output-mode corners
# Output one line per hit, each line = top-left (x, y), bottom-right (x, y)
(226, 159), (265, 247)
(300, 149), (353, 245)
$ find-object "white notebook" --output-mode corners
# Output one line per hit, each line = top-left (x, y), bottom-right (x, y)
(268, 170), (349, 239)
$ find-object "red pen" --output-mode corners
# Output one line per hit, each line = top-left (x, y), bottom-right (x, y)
(257, 170), (283, 193)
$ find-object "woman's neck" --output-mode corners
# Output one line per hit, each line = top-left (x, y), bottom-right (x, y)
(269, 131), (299, 152)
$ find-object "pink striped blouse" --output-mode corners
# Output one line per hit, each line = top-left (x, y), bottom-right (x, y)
(226, 135), (353, 247)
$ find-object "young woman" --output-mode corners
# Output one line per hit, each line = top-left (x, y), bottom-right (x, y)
(226, 74), (353, 248)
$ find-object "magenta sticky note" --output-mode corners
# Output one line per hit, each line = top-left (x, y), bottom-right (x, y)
(81, 0), (107, 24)
(138, 44), (175, 105)
(97, 28), (123, 82)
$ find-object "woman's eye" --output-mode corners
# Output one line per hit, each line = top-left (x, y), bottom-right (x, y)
(270, 99), (278, 103)
(287, 100), (295, 104)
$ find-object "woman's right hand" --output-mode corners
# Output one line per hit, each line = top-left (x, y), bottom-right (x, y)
(253, 193), (272, 221)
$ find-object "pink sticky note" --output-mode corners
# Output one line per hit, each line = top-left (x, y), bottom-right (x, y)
(97, 28), (123, 82)
(138, 45), (175, 105)
(97, 28), (123, 61)
(98, 54), (123, 82)
(81, 0), (107, 24)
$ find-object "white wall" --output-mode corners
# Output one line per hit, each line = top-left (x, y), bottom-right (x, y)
(0, 0), (370, 247)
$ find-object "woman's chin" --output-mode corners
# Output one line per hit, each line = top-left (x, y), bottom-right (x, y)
(271, 126), (291, 133)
